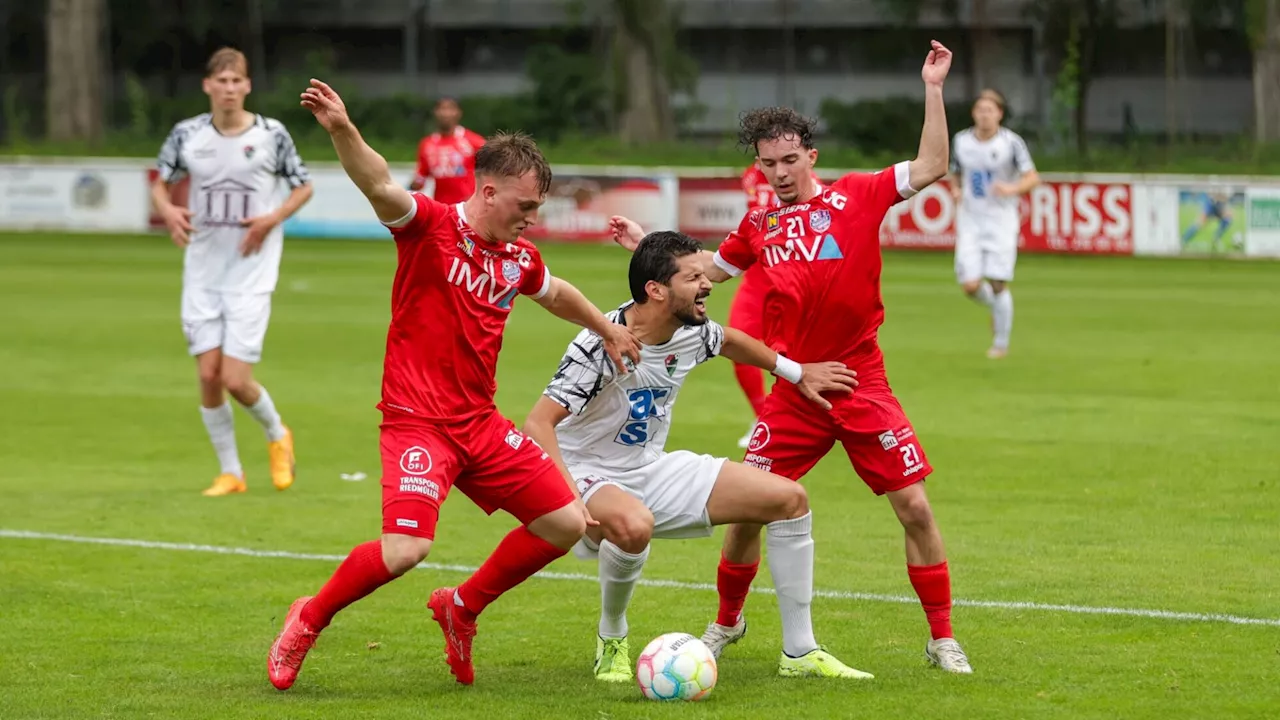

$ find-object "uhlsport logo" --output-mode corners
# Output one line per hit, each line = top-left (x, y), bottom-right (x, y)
(400, 446), (432, 475)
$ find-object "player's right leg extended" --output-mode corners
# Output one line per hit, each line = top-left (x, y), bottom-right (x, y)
(268, 419), (456, 690)
(195, 348), (246, 496)
(704, 462), (872, 679)
(268, 533), (426, 690)
(582, 484), (654, 682)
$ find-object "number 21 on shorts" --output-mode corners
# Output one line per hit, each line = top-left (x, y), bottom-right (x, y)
(899, 443), (925, 476)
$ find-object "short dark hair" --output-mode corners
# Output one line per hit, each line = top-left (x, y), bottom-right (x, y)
(474, 132), (552, 195)
(629, 231), (704, 304)
(435, 96), (459, 110)
(738, 107), (818, 155)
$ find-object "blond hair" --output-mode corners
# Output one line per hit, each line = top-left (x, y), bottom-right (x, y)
(206, 47), (248, 78)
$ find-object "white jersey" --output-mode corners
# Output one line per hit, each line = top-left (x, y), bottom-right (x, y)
(545, 302), (725, 472)
(950, 127), (1035, 223)
(157, 113), (310, 294)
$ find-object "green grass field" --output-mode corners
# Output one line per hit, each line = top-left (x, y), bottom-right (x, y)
(2, 233), (1278, 719)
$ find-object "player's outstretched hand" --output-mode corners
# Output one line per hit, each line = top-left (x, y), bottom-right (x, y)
(239, 212), (280, 256)
(300, 79), (352, 134)
(161, 205), (195, 248)
(609, 215), (644, 252)
(601, 324), (642, 374)
(795, 362), (858, 411)
(921, 40), (953, 86)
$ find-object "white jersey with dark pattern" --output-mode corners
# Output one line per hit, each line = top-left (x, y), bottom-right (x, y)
(544, 302), (725, 471)
(950, 127), (1035, 223)
(157, 113), (310, 293)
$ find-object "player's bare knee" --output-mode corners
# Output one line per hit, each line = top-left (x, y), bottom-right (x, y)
(380, 534), (432, 575)
(198, 362), (221, 389)
(221, 371), (254, 400)
(961, 280), (982, 296)
(529, 503), (588, 550)
(990, 280), (1007, 294)
(602, 509), (654, 554)
(893, 493), (935, 534)
(779, 481), (809, 519)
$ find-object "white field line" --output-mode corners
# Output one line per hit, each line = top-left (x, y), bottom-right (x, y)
(3, 528), (1278, 628)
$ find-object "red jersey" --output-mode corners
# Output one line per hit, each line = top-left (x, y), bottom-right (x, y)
(413, 126), (487, 204)
(382, 193), (551, 422)
(714, 162), (916, 382)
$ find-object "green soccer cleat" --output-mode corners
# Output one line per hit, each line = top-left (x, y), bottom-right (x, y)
(594, 636), (632, 683)
(777, 647), (875, 679)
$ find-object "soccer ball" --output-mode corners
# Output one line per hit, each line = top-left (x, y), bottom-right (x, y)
(635, 632), (718, 701)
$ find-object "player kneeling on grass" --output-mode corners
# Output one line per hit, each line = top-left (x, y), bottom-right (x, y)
(522, 231), (873, 682)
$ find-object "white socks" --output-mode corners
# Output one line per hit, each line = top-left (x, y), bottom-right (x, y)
(598, 540), (649, 639)
(992, 289), (1014, 350)
(969, 280), (995, 307)
(243, 385), (287, 441)
(765, 511), (818, 658)
(200, 402), (242, 477)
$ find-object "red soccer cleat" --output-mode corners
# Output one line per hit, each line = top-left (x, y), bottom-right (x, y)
(428, 586), (477, 685)
(267, 596), (320, 690)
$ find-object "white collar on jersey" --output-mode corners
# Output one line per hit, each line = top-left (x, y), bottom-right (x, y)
(456, 202), (468, 225)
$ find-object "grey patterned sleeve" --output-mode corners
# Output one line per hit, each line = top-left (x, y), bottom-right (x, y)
(156, 121), (189, 184)
(270, 121), (311, 188)
(544, 330), (615, 415)
(694, 321), (726, 364)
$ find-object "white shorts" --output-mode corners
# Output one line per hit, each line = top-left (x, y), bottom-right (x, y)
(181, 288), (273, 363)
(955, 215), (1019, 283)
(572, 450), (726, 540)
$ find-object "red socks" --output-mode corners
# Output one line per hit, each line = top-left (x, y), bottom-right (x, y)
(715, 555), (760, 626)
(907, 561), (953, 640)
(733, 364), (769, 418)
(456, 526), (566, 622)
(302, 540), (396, 631)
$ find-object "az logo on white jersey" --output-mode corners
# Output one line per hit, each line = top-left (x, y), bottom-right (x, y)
(615, 387), (669, 446)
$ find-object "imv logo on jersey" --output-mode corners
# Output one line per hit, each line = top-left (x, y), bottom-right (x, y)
(762, 234), (843, 267)
(447, 256), (520, 308)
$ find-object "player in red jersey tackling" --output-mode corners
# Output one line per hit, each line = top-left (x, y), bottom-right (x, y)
(266, 79), (641, 691)
(729, 162), (820, 448)
(610, 41), (972, 674)
(409, 97), (487, 203)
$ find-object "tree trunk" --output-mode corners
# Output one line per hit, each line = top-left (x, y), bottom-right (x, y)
(1074, 0), (1098, 158)
(1255, 0), (1280, 143)
(614, 0), (675, 144)
(46, 0), (104, 143)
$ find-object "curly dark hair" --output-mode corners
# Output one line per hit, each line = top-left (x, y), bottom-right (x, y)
(737, 107), (818, 154)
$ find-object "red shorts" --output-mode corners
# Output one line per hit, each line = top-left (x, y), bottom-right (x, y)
(742, 381), (932, 495)
(727, 265), (769, 340)
(380, 410), (576, 539)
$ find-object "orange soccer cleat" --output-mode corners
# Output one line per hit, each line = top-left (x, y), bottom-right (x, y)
(268, 426), (296, 491)
(428, 587), (477, 685)
(202, 472), (246, 496)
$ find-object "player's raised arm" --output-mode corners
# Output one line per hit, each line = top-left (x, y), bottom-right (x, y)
(534, 276), (641, 373)
(300, 79), (413, 223)
(610, 215), (734, 283)
(719, 328), (857, 411)
(907, 41), (953, 193)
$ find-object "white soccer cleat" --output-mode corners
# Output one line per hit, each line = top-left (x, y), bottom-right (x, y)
(737, 425), (755, 449)
(986, 346), (1008, 360)
(700, 616), (747, 659)
(926, 638), (973, 674)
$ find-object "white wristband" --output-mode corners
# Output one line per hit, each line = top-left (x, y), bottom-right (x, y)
(773, 355), (803, 384)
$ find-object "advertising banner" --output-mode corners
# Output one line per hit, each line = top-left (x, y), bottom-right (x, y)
(881, 178), (1135, 255)
(1, 161), (149, 232)
(521, 174), (670, 243)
